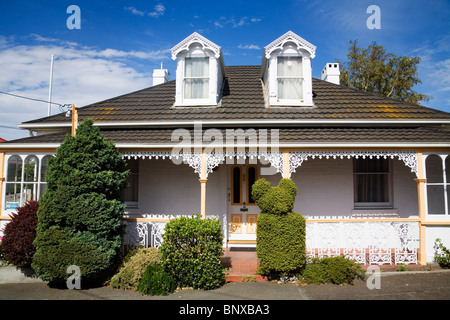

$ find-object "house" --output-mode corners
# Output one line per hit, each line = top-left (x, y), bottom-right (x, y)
(1, 31), (449, 266)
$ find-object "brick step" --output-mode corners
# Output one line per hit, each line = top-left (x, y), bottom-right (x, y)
(222, 248), (261, 281)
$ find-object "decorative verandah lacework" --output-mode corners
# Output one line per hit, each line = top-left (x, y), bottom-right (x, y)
(289, 151), (418, 178)
(122, 150), (418, 179)
(121, 151), (284, 178)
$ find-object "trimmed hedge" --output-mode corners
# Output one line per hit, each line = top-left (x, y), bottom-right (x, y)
(253, 178), (306, 276)
(256, 211), (306, 275)
(160, 215), (226, 290)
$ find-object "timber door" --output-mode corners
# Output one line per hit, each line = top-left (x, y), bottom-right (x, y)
(227, 164), (259, 246)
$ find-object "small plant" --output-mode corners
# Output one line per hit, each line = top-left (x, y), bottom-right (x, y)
(137, 264), (176, 296)
(434, 238), (450, 268)
(397, 264), (407, 272)
(299, 256), (365, 285)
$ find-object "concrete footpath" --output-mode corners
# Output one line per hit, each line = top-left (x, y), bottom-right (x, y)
(1, 267), (450, 301)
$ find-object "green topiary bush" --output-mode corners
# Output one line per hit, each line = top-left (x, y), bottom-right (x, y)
(300, 256), (365, 285)
(2, 200), (39, 267)
(110, 247), (162, 289)
(32, 119), (129, 285)
(252, 178), (306, 277)
(137, 264), (176, 296)
(160, 215), (225, 290)
(256, 212), (306, 276)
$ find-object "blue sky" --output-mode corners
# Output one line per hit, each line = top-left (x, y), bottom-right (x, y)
(0, 0), (449, 140)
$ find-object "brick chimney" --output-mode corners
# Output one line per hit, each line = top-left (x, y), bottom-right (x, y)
(321, 63), (340, 85)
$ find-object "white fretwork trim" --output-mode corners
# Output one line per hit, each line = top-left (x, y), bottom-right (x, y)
(122, 151), (284, 178)
(171, 32), (222, 59)
(264, 30), (316, 58)
(289, 151), (418, 178)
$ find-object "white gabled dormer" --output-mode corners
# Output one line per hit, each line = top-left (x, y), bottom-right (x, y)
(262, 31), (316, 106)
(171, 32), (226, 106)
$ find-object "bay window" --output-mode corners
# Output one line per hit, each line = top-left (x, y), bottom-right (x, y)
(425, 154), (450, 216)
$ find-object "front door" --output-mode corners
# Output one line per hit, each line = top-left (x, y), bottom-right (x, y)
(227, 164), (260, 246)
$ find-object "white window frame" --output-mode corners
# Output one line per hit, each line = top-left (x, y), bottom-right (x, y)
(424, 152), (450, 219)
(2, 153), (54, 212)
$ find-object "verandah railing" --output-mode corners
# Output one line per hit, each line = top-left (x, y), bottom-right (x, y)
(122, 215), (420, 265)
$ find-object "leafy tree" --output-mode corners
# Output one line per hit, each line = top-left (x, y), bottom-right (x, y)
(338, 39), (431, 104)
(32, 119), (128, 284)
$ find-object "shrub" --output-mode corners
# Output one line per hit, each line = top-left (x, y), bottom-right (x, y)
(137, 264), (176, 296)
(300, 256), (365, 285)
(160, 215), (225, 290)
(2, 201), (39, 267)
(110, 247), (162, 289)
(253, 178), (306, 276)
(256, 211), (306, 276)
(32, 119), (128, 284)
(434, 238), (450, 268)
(252, 178), (296, 215)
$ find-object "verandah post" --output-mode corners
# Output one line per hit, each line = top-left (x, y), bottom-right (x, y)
(282, 150), (290, 179)
(414, 151), (427, 265)
(199, 149), (207, 219)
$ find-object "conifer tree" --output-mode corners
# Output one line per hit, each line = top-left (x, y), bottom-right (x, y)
(32, 119), (128, 284)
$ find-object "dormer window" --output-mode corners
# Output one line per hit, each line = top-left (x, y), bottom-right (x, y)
(277, 56), (303, 100)
(171, 32), (225, 106)
(262, 31), (316, 107)
(184, 57), (209, 99)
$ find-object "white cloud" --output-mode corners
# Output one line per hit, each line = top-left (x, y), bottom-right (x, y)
(124, 4), (166, 18)
(238, 44), (261, 50)
(213, 16), (262, 29)
(0, 35), (170, 140)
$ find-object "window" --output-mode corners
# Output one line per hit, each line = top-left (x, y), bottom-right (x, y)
(353, 158), (391, 207)
(3, 154), (53, 210)
(277, 56), (303, 100)
(121, 159), (139, 206)
(246, 165), (258, 205)
(425, 154), (449, 215)
(231, 165), (258, 205)
(184, 57), (209, 100)
(231, 165), (242, 205)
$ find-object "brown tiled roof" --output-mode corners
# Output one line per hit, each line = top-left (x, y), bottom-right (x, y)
(4, 127), (450, 146)
(22, 65), (450, 125)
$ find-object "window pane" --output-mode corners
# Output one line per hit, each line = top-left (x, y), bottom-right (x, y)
(185, 57), (209, 77)
(5, 183), (21, 205)
(247, 166), (257, 204)
(427, 185), (445, 214)
(354, 174), (389, 203)
(446, 156), (450, 183)
(277, 79), (303, 99)
(426, 155), (443, 183)
(122, 159), (139, 203)
(7, 155), (22, 182)
(184, 79), (209, 99)
(41, 155), (52, 182)
(23, 183), (38, 202)
(24, 156), (39, 182)
(232, 166), (241, 204)
(277, 57), (302, 77)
